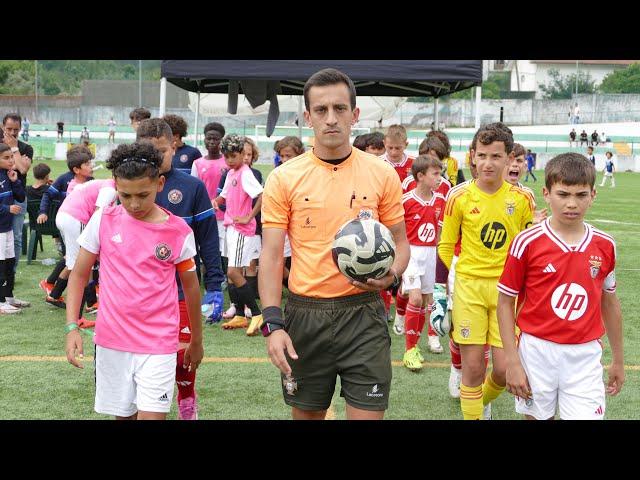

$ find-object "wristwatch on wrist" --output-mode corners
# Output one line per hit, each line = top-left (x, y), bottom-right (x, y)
(261, 306), (286, 337)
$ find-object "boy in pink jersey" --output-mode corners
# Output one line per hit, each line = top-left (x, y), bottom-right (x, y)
(39, 146), (96, 311)
(65, 142), (202, 420)
(400, 155), (446, 371)
(498, 153), (624, 420)
(191, 126), (227, 256)
(213, 134), (264, 336)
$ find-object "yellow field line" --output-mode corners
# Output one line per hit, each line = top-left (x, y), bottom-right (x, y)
(2, 355), (639, 371)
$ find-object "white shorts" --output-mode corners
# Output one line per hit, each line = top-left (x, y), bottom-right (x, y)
(225, 226), (261, 268)
(604, 172), (613, 177)
(402, 245), (437, 294)
(250, 234), (262, 260)
(94, 345), (177, 417)
(515, 332), (605, 420)
(447, 255), (459, 308)
(0, 231), (15, 261)
(217, 219), (226, 255)
(284, 233), (291, 258)
(56, 211), (84, 270)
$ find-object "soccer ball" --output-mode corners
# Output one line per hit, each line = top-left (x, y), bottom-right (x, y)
(429, 284), (450, 336)
(332, 218), (396, 283)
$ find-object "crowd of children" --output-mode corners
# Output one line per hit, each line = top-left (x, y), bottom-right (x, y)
(0, 105), (623, 421)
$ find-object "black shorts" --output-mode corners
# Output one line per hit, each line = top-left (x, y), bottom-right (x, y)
(281, 291), (392, 411)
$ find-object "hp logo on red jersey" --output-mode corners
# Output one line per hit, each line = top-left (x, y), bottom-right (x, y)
(418, 222), (436, 243)
(551, 283), (588, 321)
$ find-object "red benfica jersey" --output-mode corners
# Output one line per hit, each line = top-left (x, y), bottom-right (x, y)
(402, 190), (446, 247)
(498, 219), (616, 344)
(382, 153), (414, 183)
(402, 175), (451, 197)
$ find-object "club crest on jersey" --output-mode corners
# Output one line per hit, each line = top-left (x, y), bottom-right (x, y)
(180, 154), (189, 163)
(155, 243), (172, 261)
(505, 200), (515, 216)
(168, 189), (183, 204)
(283, 375), (298, 396)
(358, 209), (373, 220)
(589, 255), (602, 279)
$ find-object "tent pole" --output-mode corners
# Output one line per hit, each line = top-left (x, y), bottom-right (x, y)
(474, 86), (482, 129)
(159, 78), (167, 117)
(194, 91), (200, 148)
(434, 97), (439, 130)
(298, 95), (303, 139)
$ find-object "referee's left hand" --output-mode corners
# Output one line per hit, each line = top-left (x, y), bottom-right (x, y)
(351, 273), (393, 292)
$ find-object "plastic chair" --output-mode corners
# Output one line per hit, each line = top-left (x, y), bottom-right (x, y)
(26, 199), (61, 264)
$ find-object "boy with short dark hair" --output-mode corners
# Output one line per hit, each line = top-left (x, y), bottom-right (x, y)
(0, 143), (28, 313)
(600, 151), (615, 188)
(439, 122), (534, 420)
(401, 154), (446, 371)
(365, 131), (385, 156)
(163, 114), (201, 174)
(27, 163), (52, 201)
(129, 108), (151, 132)
(498, 153), (623, 419)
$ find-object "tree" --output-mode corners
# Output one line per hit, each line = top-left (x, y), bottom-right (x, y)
(539, 69), (596, 99)
(599, 63), (640, 93)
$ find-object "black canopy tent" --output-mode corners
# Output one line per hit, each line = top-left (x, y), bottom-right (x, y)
(159, 60), (483, 136)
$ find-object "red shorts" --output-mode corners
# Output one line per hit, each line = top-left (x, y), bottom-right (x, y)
(178, 300), (192, 343)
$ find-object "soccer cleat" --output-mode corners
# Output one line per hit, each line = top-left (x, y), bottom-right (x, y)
(78, 318), (96, 329)
(428, 335), (444, 354)
(483, 403), (492, 420)
(7, 297), (31, 308)
(45, 295), (66, 309)
(222, 303), (236, 319)
(393, 314), (405, 335)
(39, 279), (55, 295)
(246, 314), (264, 336)
(448, 365), (462, 398)
(244, 306), (253, 319)
(0, 303), (22, 314)
(177, 394), (198, 420)
(415, 345), (425, 363)
(222, 316), (249, 330)
(85, 302), (99, 315)
(403, 347), (423, 371)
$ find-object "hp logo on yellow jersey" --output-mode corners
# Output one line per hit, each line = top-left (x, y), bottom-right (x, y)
(481, 222), (507, 250)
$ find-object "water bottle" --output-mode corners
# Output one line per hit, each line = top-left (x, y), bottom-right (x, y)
(201, 303), (214, 318)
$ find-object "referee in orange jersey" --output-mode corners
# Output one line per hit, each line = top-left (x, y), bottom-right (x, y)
(259, 68), (410, 420)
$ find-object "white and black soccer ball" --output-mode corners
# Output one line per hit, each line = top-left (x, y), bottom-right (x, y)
(332, 218), (396, 283)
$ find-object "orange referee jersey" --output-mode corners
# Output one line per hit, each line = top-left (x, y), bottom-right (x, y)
(262, 148), (404, 298)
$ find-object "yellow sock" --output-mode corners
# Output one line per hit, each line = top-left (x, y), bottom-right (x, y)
(460, 384), (483, 420)
(482, 371), (505, 406)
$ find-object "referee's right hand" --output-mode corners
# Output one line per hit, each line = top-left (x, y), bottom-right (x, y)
(266, 330), (298, 377)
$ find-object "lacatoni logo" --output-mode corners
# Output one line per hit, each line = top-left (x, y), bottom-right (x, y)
(367, 384), (384, 398)
(418, 222), (436, 243)
(551, 283), (588, 321)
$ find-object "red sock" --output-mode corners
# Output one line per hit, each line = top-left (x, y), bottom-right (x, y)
(176, 349), (196, 400)
(405, 303), (421, 350)
(419, 306), (428, 336)
(380, 289), (392, 313)
(395, 293), (408, 316)
(449, 338), (462, 369)
(484, 344), (490, 368)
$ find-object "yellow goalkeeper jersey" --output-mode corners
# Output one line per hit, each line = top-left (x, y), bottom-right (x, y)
(439, 180), (534, 278)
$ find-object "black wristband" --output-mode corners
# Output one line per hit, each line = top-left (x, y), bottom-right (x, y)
(262, 306), (284, 326)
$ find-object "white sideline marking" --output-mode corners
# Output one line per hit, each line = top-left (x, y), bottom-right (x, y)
(590, 219), (640, 226)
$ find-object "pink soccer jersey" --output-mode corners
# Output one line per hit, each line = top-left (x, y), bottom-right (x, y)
(498, 218), (616, 344)
(78, 205), (197, 354)
(402, 190), (446, 247)
(220, 163), (263, 236)
(58, 179), (117, 225)
(192, 156), (227, 221)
